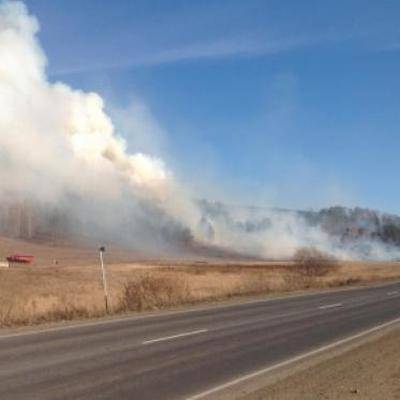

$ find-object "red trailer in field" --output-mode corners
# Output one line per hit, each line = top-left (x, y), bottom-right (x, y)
(6, 254), (34, 264)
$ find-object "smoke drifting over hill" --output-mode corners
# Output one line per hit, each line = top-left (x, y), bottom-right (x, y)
(0, 1), (399, 261)
(198, 201), (400, 260)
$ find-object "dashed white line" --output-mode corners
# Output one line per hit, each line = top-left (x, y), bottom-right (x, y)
(319, 303), (343, 310)
(186, 316), (400, 400)
(142, 329), (208, 345)
(387, 291), (399, 296)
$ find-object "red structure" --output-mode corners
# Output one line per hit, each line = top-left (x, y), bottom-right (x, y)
(6, 254), (34, 264)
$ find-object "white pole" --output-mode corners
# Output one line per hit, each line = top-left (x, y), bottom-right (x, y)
(99, 247), (109, 313)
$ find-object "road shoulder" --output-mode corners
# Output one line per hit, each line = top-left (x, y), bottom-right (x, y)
(237, 324), (400, 400)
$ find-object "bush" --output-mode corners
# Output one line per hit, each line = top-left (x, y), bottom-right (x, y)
(120, 274), (191, 312)
(293, 247), (338, 277)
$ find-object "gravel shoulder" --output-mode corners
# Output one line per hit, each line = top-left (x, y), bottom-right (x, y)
(239, 326), (400, 400)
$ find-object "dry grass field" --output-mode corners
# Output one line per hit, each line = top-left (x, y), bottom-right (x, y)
(0, 237), (400, 327)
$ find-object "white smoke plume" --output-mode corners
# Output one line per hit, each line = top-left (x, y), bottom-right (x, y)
(0, 0), (200, 250)
(0, 1), (169, 199)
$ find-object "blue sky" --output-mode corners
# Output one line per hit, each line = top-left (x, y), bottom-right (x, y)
(25, 0), (400, 213)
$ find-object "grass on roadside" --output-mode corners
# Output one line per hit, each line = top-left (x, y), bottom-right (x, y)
(0, 251), (399, 327)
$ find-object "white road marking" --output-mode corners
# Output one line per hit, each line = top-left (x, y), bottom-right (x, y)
(387, 291), (399, 296)
(319, 303), (343, 310)
(142, 329), (208, 345)
(186, 317), (400, 400)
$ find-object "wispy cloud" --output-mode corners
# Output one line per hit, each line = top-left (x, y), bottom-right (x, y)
(28, 0), (400, 78)
(51, 33), (344, 76)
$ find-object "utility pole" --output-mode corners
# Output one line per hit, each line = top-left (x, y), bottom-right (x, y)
(99, 246), (110, 314)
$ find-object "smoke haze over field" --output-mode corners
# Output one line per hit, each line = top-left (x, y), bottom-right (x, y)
(0, 1), (400, 260)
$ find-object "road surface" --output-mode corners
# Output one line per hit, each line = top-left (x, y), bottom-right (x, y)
(1, 281), (400, 400)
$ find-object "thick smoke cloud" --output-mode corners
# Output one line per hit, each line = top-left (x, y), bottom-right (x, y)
(0, 0), (200, 253)
(0, 1), (168, 200)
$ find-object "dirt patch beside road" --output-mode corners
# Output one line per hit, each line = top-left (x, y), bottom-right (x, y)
(240, 327), (400, 400)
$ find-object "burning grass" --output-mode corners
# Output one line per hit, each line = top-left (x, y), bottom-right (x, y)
(0, 259), (399, 327)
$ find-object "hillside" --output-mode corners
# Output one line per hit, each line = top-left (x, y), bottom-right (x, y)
(198, 200), (400, 259)
(2, 199), (400, 261)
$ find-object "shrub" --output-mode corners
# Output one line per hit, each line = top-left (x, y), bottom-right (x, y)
(293, 247), (338, 277)
(120, 274), (191, 312)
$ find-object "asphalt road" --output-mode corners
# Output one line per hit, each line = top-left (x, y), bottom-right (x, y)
(1, 282), (400, 400)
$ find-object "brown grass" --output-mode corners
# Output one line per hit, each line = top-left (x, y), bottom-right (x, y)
(293, 247), (338, 277)
(120, 274), (191, 312)
(0, 257), (399, 328)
